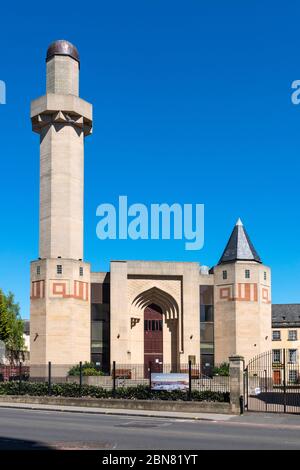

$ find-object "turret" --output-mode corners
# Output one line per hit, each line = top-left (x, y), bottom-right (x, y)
(213, 219), (271, 364)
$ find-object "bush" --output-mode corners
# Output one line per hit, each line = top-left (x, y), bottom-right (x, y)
(0, 381), (48, 396)
(68, 362), (104, 376)
(0, 381), (229, 402)
(212, 362), (229, 377)
(82, 368), (103, 376)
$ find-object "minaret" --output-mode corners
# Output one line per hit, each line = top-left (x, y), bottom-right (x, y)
(213, 219), (271, 364)
(32, 40), (92, 259)
(30, 41), (92, 369)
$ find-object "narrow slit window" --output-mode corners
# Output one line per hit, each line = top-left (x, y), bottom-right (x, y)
(57, 265), (63, 275)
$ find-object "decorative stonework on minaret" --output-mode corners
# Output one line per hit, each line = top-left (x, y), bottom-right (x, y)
(30, 41), (92, 368)
(31, 39), (92, 260)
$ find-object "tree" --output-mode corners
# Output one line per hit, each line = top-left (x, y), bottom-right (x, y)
(0, 289), (25, 364)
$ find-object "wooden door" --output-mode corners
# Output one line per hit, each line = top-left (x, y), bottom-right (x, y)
(273, 370), (281, 385)
(144, 304), (163, 377)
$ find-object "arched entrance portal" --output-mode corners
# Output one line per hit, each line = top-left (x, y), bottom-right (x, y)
(133, 287), (180, 376)
(144, 304), (163, 377)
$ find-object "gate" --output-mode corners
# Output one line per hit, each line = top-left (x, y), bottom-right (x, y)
(245, 349), (300, 414)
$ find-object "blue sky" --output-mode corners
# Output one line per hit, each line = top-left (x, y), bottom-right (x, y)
(0, 1), (299, 318)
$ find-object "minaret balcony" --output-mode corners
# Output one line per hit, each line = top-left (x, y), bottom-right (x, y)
(30, 93), (92, 136)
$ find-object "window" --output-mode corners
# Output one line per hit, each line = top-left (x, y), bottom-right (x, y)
(91, 304), (110, 373)
(245, 269), (250, 279)
(91, 303), (109, 322)
(264, 271), (267, 281)
(200, 305), (214, 322)
(200, 323), (214, 343)
(200, 285), (213, 305)
(91, 321), (104, 341)
(273, 349), (281, 363)
(36, 265), (40, 275)
(79, 267), (83, 276)
(200, 285), (214, 369)
(56, 265), (62, 274)
(201, 353), (214, 376)
(222, 270), (227, 280)
(289, 370), (298, 384)
(200, 343), (214, 354)
(288, 330), (297, 341)
(289, 349), (297, 364)
(91, 283), (110, 304)
(272, 330), (281, 341)
(144, 320), (162, 331)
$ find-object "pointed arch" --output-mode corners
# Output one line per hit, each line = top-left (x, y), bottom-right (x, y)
(132, 286), (179, 320)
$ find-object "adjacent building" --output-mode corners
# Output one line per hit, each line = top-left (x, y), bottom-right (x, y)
(271, 304), (300, 384)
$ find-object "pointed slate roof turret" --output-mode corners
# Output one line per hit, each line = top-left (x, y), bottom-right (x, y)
(218, 218), (262, 264)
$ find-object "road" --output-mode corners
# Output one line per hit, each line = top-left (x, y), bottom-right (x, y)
(0, 407), (300, 450)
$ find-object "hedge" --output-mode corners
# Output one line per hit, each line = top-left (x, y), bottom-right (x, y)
(0, 382), (229, 402)
(68, 362), (104, 376)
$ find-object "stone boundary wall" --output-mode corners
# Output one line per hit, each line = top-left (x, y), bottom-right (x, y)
(0, 395), (233, 414)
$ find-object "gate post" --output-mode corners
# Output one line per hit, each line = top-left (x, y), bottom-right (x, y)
(229, 355), (245, 414)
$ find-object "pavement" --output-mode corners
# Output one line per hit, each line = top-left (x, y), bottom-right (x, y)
(0, 400), (234, 421)
(1, 400), (300, 426)
(0, 401), (300, 449)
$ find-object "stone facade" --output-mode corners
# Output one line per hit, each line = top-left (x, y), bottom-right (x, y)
(98, 257), (271, 368)
(30, 259), (91, 365)
(29, 41), (272, 372)
(109, 261), (201, 366)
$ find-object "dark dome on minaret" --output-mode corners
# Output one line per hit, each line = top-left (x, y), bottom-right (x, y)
(46, 40), (80, 63)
